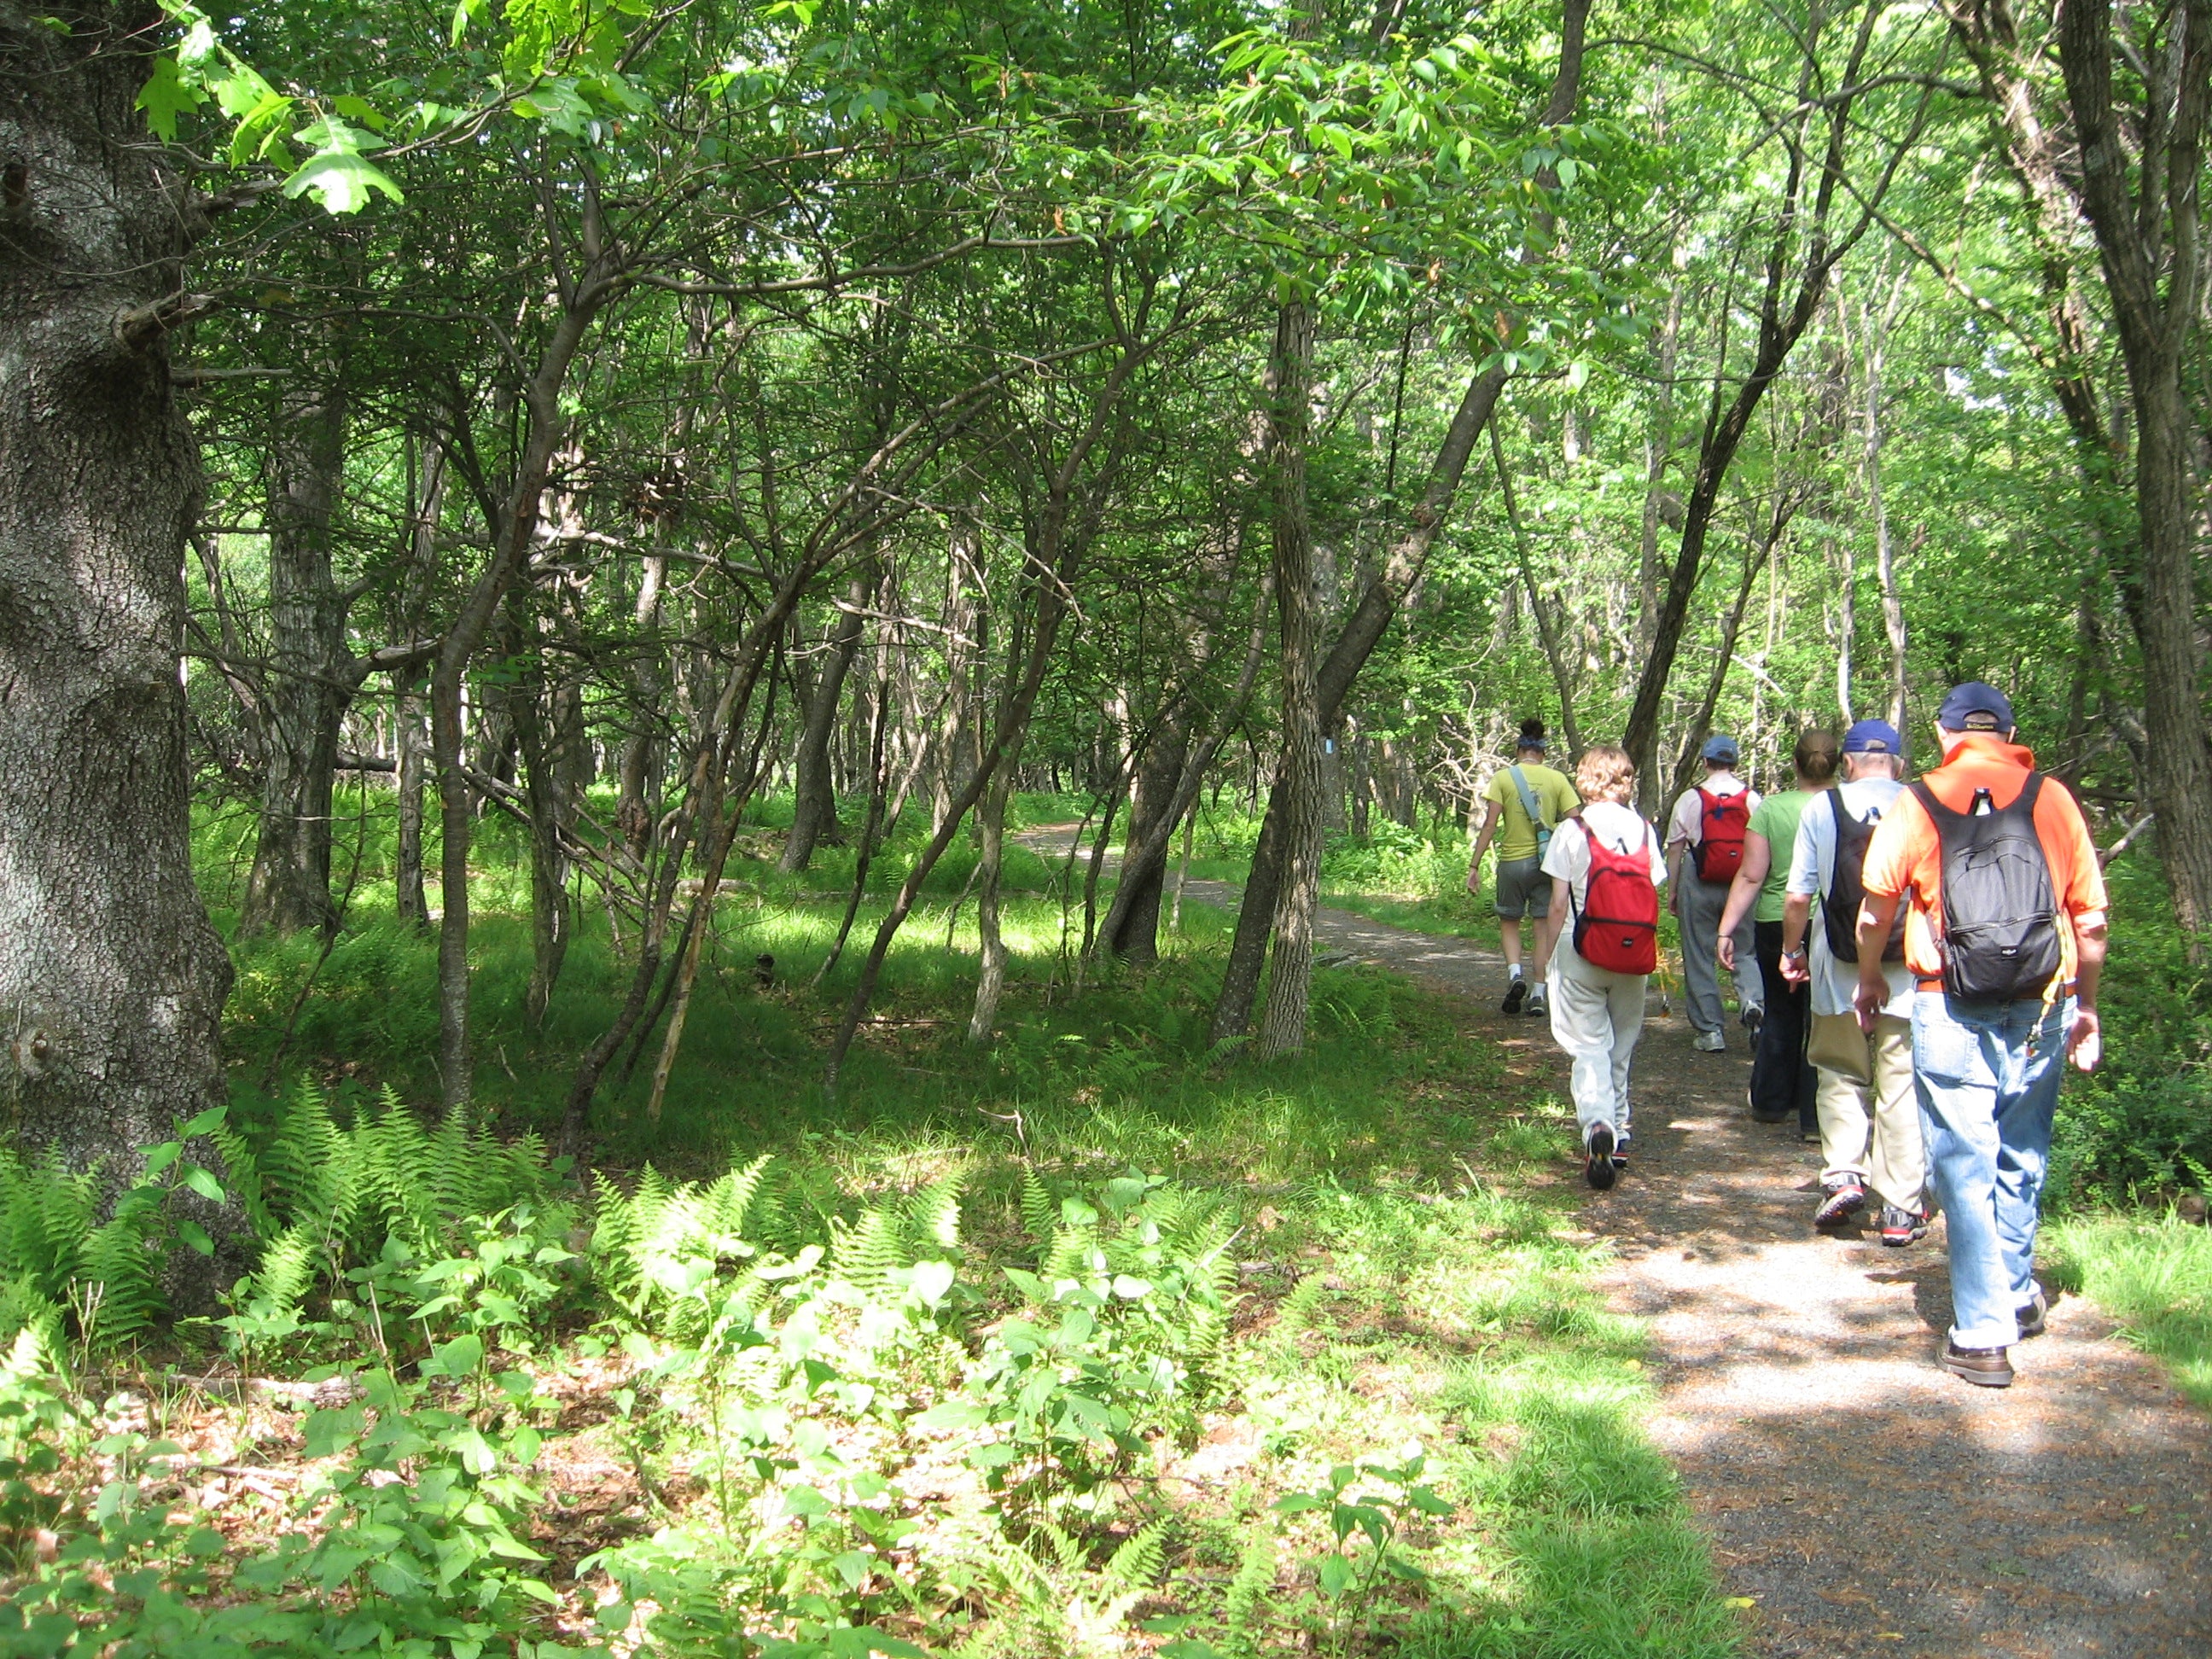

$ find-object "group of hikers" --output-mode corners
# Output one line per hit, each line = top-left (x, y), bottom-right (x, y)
(1464, 684), (2109, 1388)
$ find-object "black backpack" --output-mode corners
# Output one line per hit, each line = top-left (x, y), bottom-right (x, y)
(1907, 773), (2064, 1002)
(1823, 788), (1906, 963)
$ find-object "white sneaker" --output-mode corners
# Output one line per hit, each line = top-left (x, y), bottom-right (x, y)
(1692, 1029), (1726, 1053)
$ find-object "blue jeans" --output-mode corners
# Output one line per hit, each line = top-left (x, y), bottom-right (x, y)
(1910, 992), (2072, 1348)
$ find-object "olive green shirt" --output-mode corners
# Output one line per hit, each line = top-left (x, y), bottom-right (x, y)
(1482, 763), (1580, 862)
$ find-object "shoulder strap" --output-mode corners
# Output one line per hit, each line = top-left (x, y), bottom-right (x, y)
(1508, 765), (1548, 831)
(1906, 777), (1947, 824)
(1828, 784), (1848, 833)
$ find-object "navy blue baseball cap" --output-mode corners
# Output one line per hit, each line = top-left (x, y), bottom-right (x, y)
(1936, 682), (2015, 733)
(1842, 719), (1901, 754)
(1702, 734), (1740, 764)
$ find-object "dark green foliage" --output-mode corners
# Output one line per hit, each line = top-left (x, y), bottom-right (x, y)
(2050, 856), (2212, 1208)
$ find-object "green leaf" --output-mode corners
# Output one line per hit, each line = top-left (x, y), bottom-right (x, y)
(423, 1332), (484, 1378)
(137, 57), (206, 143)
(178, 1105), (227, 1138)
(280, 150), (403, 216)
(907, 1259), (956, 1307)
(1317, 1554), (1355, 1598)
(176, 1217), (215, 1256)
(143, 1141), (183, 1179)
(182, 1165), (224, 1204)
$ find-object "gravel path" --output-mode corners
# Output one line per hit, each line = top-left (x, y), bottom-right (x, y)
(1049, 839), (2212, 1656)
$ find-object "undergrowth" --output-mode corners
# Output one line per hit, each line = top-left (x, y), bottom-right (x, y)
(0, 794), (1742, 1656)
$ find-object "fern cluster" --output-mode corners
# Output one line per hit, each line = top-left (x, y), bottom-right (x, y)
(0, 1150), (166, 1354)
(220, 1083), (571, 1333)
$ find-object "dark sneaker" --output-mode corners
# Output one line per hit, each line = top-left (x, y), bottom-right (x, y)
(1813, 1179), (1866, 1229)
(2017, 1290), (2048, 1339)
(1941, 1341), (2014, 1388)
(1585, 1123), (1618, 1190)
(1878, 1205), (1930, 1247)
(1611, 1132), (1630, 1171)
(1501, 978), (1528, 1016)
(1742, 1004), (1765, 1038)
(1524, 985), (1549, 1019)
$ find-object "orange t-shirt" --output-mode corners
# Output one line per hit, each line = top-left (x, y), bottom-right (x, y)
(1858, 735), (2108, 987)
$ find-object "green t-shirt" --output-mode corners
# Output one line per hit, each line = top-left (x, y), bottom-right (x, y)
(1747, 789), (1816, 923)
(1482, 762), (1580, 862)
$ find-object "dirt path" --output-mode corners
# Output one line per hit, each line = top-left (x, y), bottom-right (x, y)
(1057, 841), (2212, 1656)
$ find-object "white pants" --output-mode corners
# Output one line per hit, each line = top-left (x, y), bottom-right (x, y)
(1549, 949), (1648, 1139)
(1812, 1012), (1927, 1213)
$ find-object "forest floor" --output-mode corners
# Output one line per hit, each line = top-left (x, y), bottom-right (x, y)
(1081, 839), (2212, 1659)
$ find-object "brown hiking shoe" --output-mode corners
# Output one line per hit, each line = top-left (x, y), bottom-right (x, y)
(1941, 1341), (2014, 1388)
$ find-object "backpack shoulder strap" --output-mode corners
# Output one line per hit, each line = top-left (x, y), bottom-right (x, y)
(1508, 765), (1548, 831)
(1906, 777), (1950, 824)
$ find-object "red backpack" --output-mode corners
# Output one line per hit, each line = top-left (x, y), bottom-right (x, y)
(1573, 820), (1660, 975)
(1694, 786), (1749, 883)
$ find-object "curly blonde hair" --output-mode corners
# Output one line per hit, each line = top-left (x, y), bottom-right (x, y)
(1575, 743), (1637, 806)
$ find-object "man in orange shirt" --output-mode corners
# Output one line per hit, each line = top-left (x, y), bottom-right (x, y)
(1854, 683), (2107, 1388)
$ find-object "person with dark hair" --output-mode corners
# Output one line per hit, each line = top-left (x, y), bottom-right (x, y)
(1856, 684), (2108, 1388)
(1667, 735), (1762, 1051)
(1467, 718), (1581, 1019)
(1718, 729), (1839, 1133)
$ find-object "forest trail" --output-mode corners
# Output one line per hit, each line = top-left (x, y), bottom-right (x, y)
(1031, 834), (2212, 1657)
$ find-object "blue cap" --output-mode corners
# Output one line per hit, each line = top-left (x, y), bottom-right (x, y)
(1843, 719), (1901, 754)
(1702, 734), (1739, 764)
(1936, 681), (2014, 733)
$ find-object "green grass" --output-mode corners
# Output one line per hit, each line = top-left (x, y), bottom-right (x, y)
(150, 786), (1745, 1655)
(2046, 1214), (2212, 1410)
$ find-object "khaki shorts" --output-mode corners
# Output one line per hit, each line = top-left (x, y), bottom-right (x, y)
(1494, 855), (1552, 919)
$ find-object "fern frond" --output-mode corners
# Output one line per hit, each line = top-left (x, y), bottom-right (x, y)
(1020, 1170), (1057, 1249)
(1104, 1521), (1169, 1591)
(908, 1173), (963, 1255)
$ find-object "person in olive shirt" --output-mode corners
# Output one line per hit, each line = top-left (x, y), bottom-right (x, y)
(1718, 729), (1840, 1133)
(1466, 718), (1582, 1019)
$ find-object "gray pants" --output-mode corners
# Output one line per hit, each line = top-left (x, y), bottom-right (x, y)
(1675, 872), (1761, 1036)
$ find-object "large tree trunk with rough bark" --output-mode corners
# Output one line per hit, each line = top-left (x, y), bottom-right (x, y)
(2057, 0), (2212, 947)
(241, 374), (350, 937)
(0, 2), (233, 1277)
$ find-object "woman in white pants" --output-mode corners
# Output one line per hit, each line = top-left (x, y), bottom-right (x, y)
(1539, 745), (1668, 1190)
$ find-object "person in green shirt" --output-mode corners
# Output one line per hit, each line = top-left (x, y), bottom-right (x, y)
(1717, 728), (1840, 1132)
(1466, 717), (1582, 1017)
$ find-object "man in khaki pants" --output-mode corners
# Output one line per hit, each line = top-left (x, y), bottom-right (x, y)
(1779, 719), (1927, 1243)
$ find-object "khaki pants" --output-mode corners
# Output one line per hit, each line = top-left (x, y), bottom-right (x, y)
(1811, 1011), (1925, 1213)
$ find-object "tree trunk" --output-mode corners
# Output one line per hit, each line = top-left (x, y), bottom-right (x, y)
(1103, 712), (1190, 965)
(1257, 301), (1323, 1061)
(506, 602), (573, 1026)
(394, 670), (430, 925)
(616, 551), (667, 859)
(0, 1), (234, 1284)
(2057, 0), (2212, 945)
(1212, 0), (1592, 1044)
(781, 568), (869, 872)
(433, 276), (614, 1109)
(240, 374), (350, 937)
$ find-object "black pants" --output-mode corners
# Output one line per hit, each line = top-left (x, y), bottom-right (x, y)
(1751, 919), (1817, 1129)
